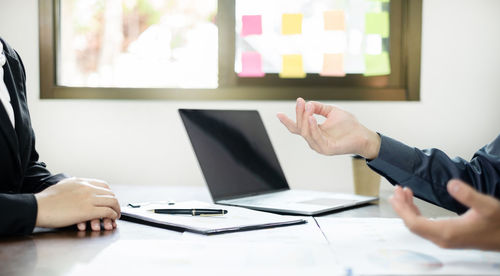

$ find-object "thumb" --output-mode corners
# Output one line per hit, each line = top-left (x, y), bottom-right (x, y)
(447, 179), (494, 214)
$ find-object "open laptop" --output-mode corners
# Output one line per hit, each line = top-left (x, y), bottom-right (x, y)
(179, 109), (377, 216)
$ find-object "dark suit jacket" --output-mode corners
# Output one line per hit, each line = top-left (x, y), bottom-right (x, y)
(0, 38), (67, 236)
(368, 134), (500, 214)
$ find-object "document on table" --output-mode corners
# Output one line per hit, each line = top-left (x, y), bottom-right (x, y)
(67, 240), (346, 276)
(181, 217), (327, 244)
(121, 201), (306, 234)
(316, 217), (500, 275)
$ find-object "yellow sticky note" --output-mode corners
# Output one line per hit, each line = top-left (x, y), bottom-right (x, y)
(365, 12), (389, 38)
(364, 52), (391, 76)
(282, 14), (303, 35)
(320, 54), (345, 77)
(279, 54), (306, 78)
(324, 10), (345, 31)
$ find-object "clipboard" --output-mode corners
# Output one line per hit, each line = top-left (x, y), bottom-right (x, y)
(120, 201), (307, 235)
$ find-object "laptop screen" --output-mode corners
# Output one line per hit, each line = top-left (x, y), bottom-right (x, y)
(179, 109), (289, 201)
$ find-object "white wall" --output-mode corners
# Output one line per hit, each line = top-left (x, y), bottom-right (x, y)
(1, 0), (500, 193)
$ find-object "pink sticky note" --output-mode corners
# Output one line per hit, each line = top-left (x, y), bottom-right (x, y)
(238, 52), (265, 78)
(241, 15), (262, 36)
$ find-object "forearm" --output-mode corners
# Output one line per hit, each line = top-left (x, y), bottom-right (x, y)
(0, 193), (37, 236)
(22, 162), (69, 193)
(367, 134), (500, 213)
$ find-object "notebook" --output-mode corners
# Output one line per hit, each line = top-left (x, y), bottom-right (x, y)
(120, 201), (306, 235)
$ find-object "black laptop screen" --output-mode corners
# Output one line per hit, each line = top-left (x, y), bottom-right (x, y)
(179, 109), (289, 201)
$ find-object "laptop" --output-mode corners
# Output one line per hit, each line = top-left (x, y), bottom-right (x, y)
(179, 109), (377, 216)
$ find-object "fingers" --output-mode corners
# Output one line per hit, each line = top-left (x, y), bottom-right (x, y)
(296, 97), (306, 131)
(308, 101), (334, 117)
(102, 218), (114, 231)
(90, 219), (101, 231)
(307, 115), (326, 153)
(391, 186), (461, 248)
(402, 187), (421, 215)
(77, 219), (117, 232)
(390, 186), (419, 228)
(276, 113), (299, 134)
(447, 179), (498, 216)
(94, 207), (119, 221)
(77, 222), (86, 231)
(93, 195), (121, 218)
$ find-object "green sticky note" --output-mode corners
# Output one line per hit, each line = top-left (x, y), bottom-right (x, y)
(365, 12), (389, 38)
(364, 52), (391, 76)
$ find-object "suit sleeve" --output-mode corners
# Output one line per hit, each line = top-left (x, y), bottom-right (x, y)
(367, 134), (500, 214)
(21, 153), (69, 193)
(0, 193), (38, 236)
(13, 50), (69, 193)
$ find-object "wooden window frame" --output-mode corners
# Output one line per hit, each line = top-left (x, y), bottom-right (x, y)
(39, 0), (422, 101)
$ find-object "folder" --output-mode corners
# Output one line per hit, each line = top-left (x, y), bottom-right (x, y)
(121, 201), (306, 235)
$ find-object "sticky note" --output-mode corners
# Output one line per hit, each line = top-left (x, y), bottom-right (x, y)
(282, 14), (303, 35)
(320, 54), (345, 77)
(364, 52), (391, 76)
(241, 15), (262, 36)
(238, 52), (265, 78)
(324, 10), (345, 30)
(279, 54), (306, 78)
(365, 12), (389, 38)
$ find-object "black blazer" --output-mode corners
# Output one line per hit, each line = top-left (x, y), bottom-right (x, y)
(0, 38), (66, 236)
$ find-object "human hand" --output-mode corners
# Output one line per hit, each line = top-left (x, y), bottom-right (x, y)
(76, 218), (117, 232)
(35, 177), (121, 231)
(277, 98), (381, 159)
(389, 180), (500, 250)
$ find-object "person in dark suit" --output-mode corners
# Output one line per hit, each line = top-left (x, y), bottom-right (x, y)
(278, 98), (500, 250)
(0, 37), (120, 236)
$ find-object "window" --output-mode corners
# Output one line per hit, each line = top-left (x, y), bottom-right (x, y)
(39, 0), (422, 100)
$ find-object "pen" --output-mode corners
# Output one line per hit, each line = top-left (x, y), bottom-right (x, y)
(153, 208), (228, 216)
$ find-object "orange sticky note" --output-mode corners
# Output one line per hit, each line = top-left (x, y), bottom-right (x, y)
(279, 54), (306, 78)
(238, 52), (265, 78)
(320, 54), (345, 77)
(324, 10), (345, 30)
(241, 15), (262, 36)
(282, 14), (303, 35)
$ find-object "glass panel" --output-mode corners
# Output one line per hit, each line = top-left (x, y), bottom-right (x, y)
(234, 0), (390, 78)
(58, 0), (218, 88)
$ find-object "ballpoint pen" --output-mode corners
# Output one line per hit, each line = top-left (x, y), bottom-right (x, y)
(152, 208), (228, 216)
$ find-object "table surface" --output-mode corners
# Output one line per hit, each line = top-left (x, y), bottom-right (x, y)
(0, 185), (456, 276)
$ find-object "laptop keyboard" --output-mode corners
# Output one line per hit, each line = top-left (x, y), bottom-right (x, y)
(229, 190), (303, 205)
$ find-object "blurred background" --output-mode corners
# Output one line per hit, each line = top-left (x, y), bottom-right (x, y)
(1, 0), (499, 194)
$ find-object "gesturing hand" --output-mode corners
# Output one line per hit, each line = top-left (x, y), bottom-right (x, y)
(390, 180), (500, 250)
(35, 177), (121, 231)
(277, 98), (381, 159)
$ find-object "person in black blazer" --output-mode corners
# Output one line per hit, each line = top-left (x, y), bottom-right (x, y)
(0, 37), (120, 236)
